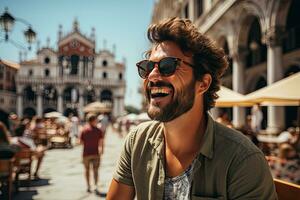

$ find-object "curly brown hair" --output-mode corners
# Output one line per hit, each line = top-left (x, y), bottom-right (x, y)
(146, 17), (228, 111)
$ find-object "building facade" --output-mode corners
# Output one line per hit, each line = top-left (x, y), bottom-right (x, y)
(151, 0), (300, 132)
(16, 20), (126, 119)
(0, 59), (19, 125)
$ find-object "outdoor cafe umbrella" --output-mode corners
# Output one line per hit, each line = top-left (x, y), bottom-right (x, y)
(243, 72), (300, 127)
(215, 86), (251, 107)
(83, 101), (112, 113)
(44, 111), (62, 118)
(243, 72), (300, 106)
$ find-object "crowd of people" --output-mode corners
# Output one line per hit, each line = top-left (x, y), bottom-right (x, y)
(0, 111), (112, 197)
(216, 105), (300, 185)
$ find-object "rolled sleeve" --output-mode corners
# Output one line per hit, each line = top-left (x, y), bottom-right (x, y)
(113, 130), (135, 186)
(228, 152), (278, 200)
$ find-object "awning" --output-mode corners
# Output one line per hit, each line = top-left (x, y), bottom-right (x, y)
(244, 72), (300, 106)
(215, 86), (251, 107)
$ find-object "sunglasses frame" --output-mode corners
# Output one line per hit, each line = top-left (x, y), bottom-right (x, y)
(136, 56), (195, 79)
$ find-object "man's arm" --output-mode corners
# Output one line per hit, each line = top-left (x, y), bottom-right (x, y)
(99, 138), (104, 154)
(106, 179), (135, 200)
(228, 152), (278, 200)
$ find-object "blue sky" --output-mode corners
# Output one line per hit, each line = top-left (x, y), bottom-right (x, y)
(0, 0), (155, 109)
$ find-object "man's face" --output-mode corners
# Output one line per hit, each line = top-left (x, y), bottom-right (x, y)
(89, 118), (98, 127)
(143, 41), (196, 122)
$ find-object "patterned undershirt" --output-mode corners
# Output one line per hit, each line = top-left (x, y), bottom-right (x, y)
(163, 160), (196, 200)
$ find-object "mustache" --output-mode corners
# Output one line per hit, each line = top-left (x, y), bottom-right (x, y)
(147, 81), (173, 89)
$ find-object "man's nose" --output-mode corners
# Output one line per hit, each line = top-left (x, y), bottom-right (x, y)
(148, 64), (161, 81)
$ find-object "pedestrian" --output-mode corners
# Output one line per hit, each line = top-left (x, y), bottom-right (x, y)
(80, 113), (104, 194)
(107, 17), (277, 199)
(251, 103), (263, 133)
(98, 113), (110, 134)
(12, 120), (46, 179)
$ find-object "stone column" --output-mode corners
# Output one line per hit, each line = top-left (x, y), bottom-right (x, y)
(264, 27), (284, 133)
(113, 96), (119, 117)
(95, 89), (101, 102)
(231, 47), (246, 128)
(16, 86), (23, 118)
(57, 86), (64, 113)
(79, 56), (83, 77)
(188, 0), (195, 21)
(37, 85), (44, 117)
(119, 96), (125, 116)
(78, 88), (84, 120)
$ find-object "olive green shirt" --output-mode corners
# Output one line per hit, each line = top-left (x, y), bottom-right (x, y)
(113, 115), (277, 200)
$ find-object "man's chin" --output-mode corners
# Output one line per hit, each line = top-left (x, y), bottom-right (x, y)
(147, 105), (162, 120)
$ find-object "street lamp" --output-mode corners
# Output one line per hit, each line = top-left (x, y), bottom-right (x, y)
(0, 7), (37, 50)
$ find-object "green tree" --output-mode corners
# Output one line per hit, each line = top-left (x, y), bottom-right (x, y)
(125, 105), (140, 114)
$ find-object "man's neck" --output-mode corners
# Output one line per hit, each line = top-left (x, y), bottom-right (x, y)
(163, 105), (207, 157)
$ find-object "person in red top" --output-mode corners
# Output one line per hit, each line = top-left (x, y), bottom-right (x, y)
(80, 113), (104, 193)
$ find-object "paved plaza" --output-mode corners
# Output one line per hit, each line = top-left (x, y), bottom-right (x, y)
(13, 126), (125, 200)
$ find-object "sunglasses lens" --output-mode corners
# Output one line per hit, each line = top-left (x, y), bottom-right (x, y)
(137, 60), (152, 78)
(159, 57), (177, 76)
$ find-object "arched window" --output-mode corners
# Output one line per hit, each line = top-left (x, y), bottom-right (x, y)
(101, 89), (112, 101)
(246, 18), (267, 68)
(70, 55), (79, 75)
(103, 72), (107, 79)
(29, 69), (33, 76)
(119, 73), (123, 80)
(283, 0), (300, 53)
(45, 69), (50, 77)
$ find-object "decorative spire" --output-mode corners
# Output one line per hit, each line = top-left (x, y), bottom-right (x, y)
(90, 27), (95, 41)
(36, 40), (40, 51)
(46, 37), (50, 48)
(112, 44), (116, 55)
(58, 24), (63, 40)
(73, 18), (79, 32)
(103, 39), (107, 50)
(24, 51), (28, 61)
(19, 51), (22, 62)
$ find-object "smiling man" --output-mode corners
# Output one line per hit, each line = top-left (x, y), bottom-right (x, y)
(107, 18), (277, 200)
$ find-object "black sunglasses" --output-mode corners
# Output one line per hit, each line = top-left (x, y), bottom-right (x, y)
(136, 57), (195, 79)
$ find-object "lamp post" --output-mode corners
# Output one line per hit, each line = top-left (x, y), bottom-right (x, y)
(0, 7), (37, 50)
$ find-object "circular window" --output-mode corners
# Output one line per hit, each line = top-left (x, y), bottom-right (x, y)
(44, 57), (50, 64)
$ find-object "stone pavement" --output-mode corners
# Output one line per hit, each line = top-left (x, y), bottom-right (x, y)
(13, 126), (125, 200)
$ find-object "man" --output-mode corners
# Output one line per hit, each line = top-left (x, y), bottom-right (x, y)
(107, 18), (277, 200)
(80, 114), (104, 193)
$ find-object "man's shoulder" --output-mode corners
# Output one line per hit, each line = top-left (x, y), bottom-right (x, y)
(214, 122), (261, 158)
(127, 120), (162, 146)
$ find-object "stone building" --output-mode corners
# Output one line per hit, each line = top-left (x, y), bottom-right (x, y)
(151, 0), (300, 132)
(0, 59), (19, 126)
(16, 20), (126, 119)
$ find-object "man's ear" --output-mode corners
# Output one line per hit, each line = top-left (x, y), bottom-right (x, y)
(195, 74), (212, 95)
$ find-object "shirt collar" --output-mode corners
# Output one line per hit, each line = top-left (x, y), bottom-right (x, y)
(198, 113), (215, 159)
(147, 113), (215, 160)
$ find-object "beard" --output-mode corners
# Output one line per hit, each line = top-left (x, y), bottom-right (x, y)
(145, 79), (196, 122)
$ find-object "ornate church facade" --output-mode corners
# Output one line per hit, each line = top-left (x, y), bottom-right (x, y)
(16, 20), (126, 119)
(151, 0), (300, 132)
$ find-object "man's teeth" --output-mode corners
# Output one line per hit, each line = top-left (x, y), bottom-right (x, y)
(150, 88), (169, 95)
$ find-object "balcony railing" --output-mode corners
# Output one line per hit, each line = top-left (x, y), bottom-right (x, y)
(16, 75), (126, 87)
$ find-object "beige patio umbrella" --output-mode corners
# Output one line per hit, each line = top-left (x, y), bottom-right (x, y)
(215, 86), (251, 107)
(244, 72), (300, 106)
(83, 101), (112, 113)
